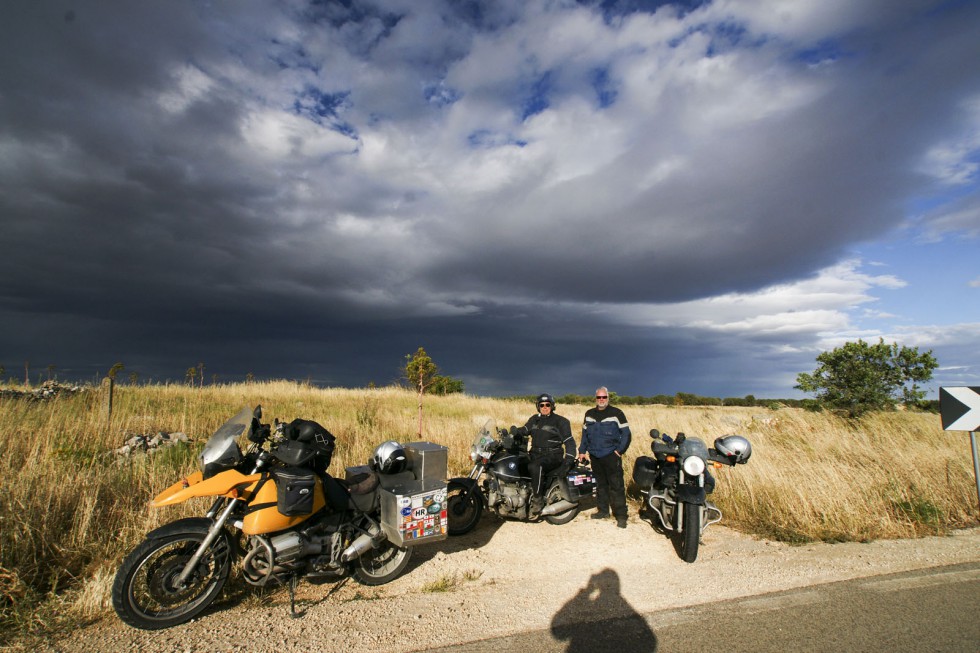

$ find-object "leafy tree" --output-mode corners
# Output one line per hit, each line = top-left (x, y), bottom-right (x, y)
(107, 362), (124, 380)
(404, 347), (438, 437)
(430, 374), (464, 395)
(185, 366), (198, 385)
(795, 338), (938, 416)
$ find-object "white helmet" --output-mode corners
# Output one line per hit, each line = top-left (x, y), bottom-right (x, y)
(372, 440), (407, 474)
(714, 435), (752, 464)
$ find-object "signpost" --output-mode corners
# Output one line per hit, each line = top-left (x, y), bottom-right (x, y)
(940, 386), (980, 513)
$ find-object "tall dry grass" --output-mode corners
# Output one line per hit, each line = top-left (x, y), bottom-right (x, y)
(0, 382), (976, 640)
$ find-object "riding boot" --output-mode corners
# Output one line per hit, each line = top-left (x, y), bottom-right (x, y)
(530, 494), (545, 513)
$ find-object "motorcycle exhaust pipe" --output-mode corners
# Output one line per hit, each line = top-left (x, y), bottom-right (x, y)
(341, 524), (382, 562)
(540, 500), (577, 516)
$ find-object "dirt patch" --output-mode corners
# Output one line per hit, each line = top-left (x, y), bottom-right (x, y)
(43, 515), (980, 653)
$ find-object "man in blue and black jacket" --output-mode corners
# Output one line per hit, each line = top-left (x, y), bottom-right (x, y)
(578, 387), (631, 528)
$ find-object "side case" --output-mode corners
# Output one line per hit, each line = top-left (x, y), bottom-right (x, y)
(632, 456), (660, 488)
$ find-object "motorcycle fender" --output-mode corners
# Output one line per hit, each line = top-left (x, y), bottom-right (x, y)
(449, 477), (486, 506)
(675, 486), (706, 505)
(145, 516), (213, 540)
(150, 469), (262, 507)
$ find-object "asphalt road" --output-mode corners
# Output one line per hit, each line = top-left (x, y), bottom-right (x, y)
(422, 561), (980, 653)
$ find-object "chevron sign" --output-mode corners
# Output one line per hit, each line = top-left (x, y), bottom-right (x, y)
(940, 386), (980, 431)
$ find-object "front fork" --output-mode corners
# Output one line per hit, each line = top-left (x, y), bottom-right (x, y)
(176, 456), (268, 587)
(175, 497), (239, 586)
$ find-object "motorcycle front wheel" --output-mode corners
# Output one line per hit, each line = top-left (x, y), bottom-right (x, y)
(112, 529), (232, 630)
(446, 479), (483, 536)
(353, 539), (413, 586)
(543, 483), (579, 526)
(677, 502), (701, 563)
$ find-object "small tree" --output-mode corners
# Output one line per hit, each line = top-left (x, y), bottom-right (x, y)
(430, 374), (465, 395)
(795, 338), (938, 416)
(107, 362), (124, 381)
(404, 347), (438, 437)
(185, 366), (198, 385)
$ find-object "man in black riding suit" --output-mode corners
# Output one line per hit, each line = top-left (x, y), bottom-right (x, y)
(514, 394), (576, 513)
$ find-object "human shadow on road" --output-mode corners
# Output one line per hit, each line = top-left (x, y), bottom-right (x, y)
(551, 568), (658, 652)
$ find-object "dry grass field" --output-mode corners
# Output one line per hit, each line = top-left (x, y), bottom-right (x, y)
(0, 381), (976, 640)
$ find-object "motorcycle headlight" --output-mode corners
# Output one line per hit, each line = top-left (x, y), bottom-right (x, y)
(470, 450), (480, 462)
(682, 455), (705, 477)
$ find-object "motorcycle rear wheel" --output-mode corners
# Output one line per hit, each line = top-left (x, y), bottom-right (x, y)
(677, 502), (701, 563)
(447, 479), (483, 536)
(112, 530), (231, 630)
(543, 483), (579, 525)
(353, 540), (413, 586)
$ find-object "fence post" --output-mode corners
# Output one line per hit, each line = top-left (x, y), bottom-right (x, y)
(101, 376), (114, 426)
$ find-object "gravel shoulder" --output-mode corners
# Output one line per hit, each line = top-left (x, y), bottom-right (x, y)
(44, 515), (980, 653)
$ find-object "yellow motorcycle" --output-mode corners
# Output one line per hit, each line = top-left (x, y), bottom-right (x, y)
(112, 406), (447, 629)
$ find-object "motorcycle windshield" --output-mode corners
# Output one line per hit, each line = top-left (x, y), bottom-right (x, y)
(471, 418), (497, 458)
(199, 405), (252, 470)
(678, 436), (709, 461)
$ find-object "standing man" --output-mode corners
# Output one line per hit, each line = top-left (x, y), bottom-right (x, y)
(516, 393), (576, 513)
(578, 387), (631, 528)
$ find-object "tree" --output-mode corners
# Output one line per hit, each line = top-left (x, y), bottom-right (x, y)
(107, 362), (124, 381)
(185, 366), (198, 385)
(795, 339), (938, 416)
(430, 374), (465, 395)
(404, 347), (438, 437)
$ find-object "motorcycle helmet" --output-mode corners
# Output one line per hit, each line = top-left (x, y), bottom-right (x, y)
(372, 440), (408, 474)
(714, 435), (752, 464)
(536, 393), (555, 409)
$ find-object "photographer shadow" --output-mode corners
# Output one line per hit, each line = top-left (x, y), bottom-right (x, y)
(551, 568), (657, 652)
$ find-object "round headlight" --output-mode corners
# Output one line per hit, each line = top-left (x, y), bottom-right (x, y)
(683, 455), (705, 477)
(470, 450), (480, 462)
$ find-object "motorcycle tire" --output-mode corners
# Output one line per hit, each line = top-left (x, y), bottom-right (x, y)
(112, 527), (232, 630)
(446, 479), (483, 536)
(678, 502), (701, 563)
(353, 539), (413, 586)
(543, 484), (579, 526)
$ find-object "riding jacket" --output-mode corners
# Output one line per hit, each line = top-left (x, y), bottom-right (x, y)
(580, 406), (631, 459)
(518, 413), (576, 462)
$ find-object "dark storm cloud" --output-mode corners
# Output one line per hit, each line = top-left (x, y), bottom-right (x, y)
(1, 1), (978, 396)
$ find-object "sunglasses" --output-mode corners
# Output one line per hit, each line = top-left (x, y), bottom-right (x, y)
(596, 395), (608, 399)
(538, 402), (552, 408)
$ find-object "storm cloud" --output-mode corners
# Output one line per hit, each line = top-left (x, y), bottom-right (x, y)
(2, 0), (978, 397)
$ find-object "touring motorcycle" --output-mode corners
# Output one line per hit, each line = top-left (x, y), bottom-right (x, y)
(112, 406), (447, 629)
(632, 429), (751, 562)
(446, 419), (595, 535)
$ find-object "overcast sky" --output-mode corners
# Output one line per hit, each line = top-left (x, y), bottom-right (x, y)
(2, 0), (978, 399)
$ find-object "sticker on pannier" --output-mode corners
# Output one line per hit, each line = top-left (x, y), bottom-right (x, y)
(274, 467), (317, 516)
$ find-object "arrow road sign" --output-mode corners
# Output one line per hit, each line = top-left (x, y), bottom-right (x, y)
(940, 386), (980, 431)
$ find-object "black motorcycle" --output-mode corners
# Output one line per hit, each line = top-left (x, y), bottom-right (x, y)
(446, 419), (595, 535)
(632, 429), (751, 562)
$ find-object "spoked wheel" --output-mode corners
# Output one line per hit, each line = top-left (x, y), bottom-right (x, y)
(447, 480), (483, 536)
(544, 483), (579, 525)
(112, 530), (232, 630)
(677, 502), (701, 563)
(353, 539), (413, 586)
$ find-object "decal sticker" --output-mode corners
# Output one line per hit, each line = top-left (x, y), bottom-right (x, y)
(400, 506), (413, 516)
(398, 496), (411, 508)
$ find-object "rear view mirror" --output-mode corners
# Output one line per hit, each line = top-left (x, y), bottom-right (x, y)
(649, 428), (660, 439)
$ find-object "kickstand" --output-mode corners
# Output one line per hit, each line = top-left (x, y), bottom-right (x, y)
(288, 575), (305, 618)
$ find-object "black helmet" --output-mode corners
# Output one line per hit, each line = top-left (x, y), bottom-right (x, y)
(536, 393), (555, 408)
